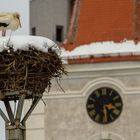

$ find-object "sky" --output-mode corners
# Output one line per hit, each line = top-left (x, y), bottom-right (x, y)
(0, 0), (29, 140)
(0, 0), (29, 35)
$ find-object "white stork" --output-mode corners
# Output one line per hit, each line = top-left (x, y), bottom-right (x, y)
(0, 12), (21, 36)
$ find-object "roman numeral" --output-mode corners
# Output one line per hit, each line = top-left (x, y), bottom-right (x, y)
(102, 88), (107, 95)
(87, 104), (95, 109)
(89, 110), (96, 117)
(94, 114), (100, 122)
(113, 95), (119, 101)
(109, 90), (113, 96)
(110, 114), (114, 120)
(114, 102), (122, 107)
(113, 109), (120, 115)
(89, 97), (95, 102)
(103, 115), (107, 123)
(94, 90), (100, 97)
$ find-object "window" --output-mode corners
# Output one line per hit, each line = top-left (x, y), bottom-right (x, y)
(31, 27), (36, 35)
(56, 25), (63, 42)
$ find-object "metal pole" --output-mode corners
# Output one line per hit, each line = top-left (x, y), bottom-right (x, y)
(22, 96), (42, 125)
(4, 93), (26, 140)
(4, 100), (15, 125)
(0, 108), (9, 123)
(0, 92), (42, 140)
(15, 94), (25, 126)
(6, 124), (26, 140)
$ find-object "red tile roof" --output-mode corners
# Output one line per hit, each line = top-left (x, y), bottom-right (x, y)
(63, 0), (140, 64)
(64, 0), (138, 51)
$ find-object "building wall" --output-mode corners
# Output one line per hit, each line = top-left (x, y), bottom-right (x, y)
(26, 61), (140, 140)
(30, 0), (70, 42)
(25, 100), (45, 140)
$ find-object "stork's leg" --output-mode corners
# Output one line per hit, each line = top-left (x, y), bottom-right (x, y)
(2, 30), (6, 36)
(6, 30), (12, 46)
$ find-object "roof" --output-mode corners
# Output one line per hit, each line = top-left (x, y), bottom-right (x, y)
(62, 0), (140, 64)
(61, 40), (140, 64)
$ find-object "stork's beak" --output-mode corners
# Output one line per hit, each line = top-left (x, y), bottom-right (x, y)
(19, 20), (22, 28)
(19, 18), (22, 28)
(17, 16), (22, 28)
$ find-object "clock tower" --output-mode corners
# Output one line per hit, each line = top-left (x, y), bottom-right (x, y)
(28, 0), (140, 140)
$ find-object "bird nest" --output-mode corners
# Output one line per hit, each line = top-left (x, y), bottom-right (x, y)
(0, 46), (66, 100)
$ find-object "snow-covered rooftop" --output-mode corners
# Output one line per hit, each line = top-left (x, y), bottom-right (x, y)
(0, 35), (59, 53)
(1, 36), (140, 62)
(61, 40), (140, 59)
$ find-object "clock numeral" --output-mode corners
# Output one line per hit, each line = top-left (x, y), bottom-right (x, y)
(113, 109), (120, 115)
(110, 114), (114, 120)
(89, 110), (96, 117)
(94, 114), (100, 122)
(109, 90), (113, 96)
(87, 104), (95, 109)
(95, 90), (100, 97)
(114, 102), (122, 107)
(113, 95), (119, 101)
(102, 88), (107, 95)
(89, 97), (95, 102)
(103, 116), (107, 123)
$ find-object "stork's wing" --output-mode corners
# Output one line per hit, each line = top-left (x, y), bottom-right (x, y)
(0, 12), (12, 17)
(0, 13), (11, 24)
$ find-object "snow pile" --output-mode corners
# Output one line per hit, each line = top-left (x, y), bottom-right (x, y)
(61, 41), (140, 58)
(0, 35), (60, 54)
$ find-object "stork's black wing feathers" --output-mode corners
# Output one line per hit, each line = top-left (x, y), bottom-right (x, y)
(0, 23), (9, 27)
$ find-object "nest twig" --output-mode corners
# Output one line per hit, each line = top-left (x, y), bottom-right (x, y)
(0, 46), (67, 97)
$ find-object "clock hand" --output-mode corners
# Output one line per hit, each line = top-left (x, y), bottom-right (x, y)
(106, 103), (116, 110)
(103, 105), (108, 122)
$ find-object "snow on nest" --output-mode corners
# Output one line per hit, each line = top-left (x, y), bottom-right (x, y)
(61, 40), (140, 58)
(0, 35), (59, 53)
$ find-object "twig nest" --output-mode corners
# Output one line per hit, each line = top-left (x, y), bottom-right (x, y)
(0, 36), (66, 97)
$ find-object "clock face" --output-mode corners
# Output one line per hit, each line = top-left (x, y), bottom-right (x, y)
(86, 87), (123, 124)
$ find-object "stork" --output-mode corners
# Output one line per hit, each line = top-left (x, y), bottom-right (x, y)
(0, 12), (21, 36)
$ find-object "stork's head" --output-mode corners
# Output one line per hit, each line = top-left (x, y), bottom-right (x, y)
(13, 12), (22, 28)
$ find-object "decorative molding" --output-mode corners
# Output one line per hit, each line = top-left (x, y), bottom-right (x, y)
(29, 113), (45, 116)
(61, 70), (140, 80)
(88, 131), (124, 140)
(44, 77), (140, 99)
(26, 128), (44, 130)
(65, 61), (140, 73)
(61, 62), (140, 82)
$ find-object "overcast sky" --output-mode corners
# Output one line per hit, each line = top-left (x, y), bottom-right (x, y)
(0, 0), (29, 139)
(0, 0), (29, 35)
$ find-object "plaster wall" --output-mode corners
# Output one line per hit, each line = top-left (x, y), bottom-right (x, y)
(26, 61), (140, 140)
(30, 0), (70, 42)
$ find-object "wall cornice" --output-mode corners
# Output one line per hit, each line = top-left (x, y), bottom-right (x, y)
(44, 77), (140, 99)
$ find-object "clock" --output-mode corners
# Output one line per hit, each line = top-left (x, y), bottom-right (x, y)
(86, 87), (123, 124)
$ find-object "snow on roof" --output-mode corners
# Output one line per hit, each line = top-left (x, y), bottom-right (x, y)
(61, 40), (140, 58)
(0, 35), (59, 53)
